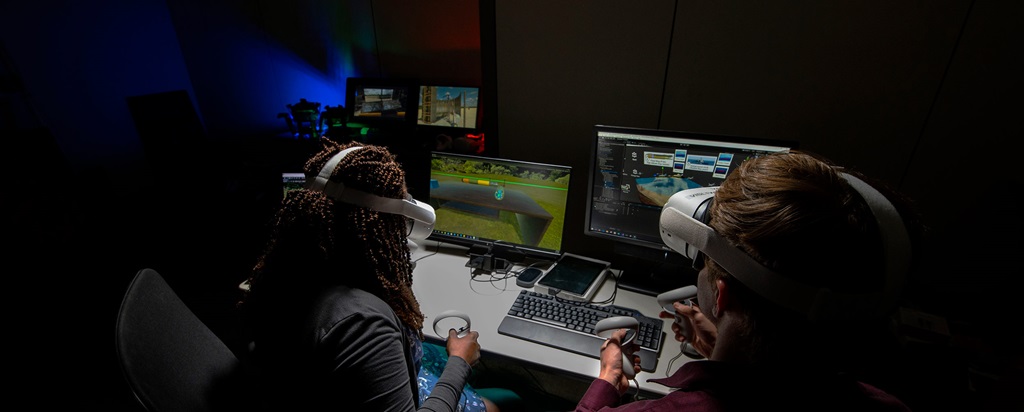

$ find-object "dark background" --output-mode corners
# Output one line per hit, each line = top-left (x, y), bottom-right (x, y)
(2, 0), (1021, 410)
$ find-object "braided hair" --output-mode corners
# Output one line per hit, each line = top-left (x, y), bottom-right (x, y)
(241, 139), (424, 337)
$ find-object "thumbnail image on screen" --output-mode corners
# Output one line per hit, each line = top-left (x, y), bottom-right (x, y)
(427, 152), (571, 258)
(418, 86), (479, 129)
(353, 86), (409, 119)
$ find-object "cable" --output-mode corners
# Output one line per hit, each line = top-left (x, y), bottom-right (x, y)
(627, 376), (640, 402)
(412, 240), (441, 264)
(590, 269), (620, 305)
(468, 265), (514, 295)
(664, 350), (684, 377)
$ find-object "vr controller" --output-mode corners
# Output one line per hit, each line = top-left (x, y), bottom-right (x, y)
(593, 316), (640, 378)
(656, 285), (704, 359)
(432, 310), (471, 338)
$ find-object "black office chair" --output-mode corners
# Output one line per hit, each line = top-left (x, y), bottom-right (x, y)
(115, 268), (250, 412)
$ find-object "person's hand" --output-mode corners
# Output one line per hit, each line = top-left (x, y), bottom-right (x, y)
(445, 329), (481, 366)
(658, 302), (717, 358)
(597, 328), (640, 395)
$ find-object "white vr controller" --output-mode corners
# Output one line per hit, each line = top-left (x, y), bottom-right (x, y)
(594, 316), (640, 378)
(656, 285), (704, 359)
(432, 310), (471, 338)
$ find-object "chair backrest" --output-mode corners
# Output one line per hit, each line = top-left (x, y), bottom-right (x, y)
(115, 268), (247, 412)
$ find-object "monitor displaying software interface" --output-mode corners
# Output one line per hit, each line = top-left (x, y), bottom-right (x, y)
(427, 152), (571, 259)
(585, 125), (797, 254)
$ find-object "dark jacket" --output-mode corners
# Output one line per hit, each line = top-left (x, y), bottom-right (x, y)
(576, 360), (911, 411)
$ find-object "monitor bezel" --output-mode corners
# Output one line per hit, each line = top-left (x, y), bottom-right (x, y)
(426, 151), (572, 261)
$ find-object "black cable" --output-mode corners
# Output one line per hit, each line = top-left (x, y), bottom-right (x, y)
(664, 350), (684, 378)
(591, 270), (620, 305)
(412, 240), (441, 264)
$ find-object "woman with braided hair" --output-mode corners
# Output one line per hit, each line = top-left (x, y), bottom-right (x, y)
(239, 139), (509, 411)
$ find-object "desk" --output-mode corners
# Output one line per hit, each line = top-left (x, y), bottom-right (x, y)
(411, 242), (695, 398)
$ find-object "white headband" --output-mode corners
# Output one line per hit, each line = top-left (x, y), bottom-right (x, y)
(659, 173), (910, 320)
(305, 146), (436, 242)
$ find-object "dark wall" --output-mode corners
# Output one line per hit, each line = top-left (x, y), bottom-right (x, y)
(493, 0), (994, 257)
(493, 2), (1022, 410)
(1, 1), (483, 409)
(493, 0), (1023, 294)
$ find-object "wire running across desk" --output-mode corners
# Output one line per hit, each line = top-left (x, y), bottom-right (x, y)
(498, 290), (665, 372)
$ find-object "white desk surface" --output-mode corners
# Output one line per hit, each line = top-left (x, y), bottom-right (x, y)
(411, 242), (697, 397)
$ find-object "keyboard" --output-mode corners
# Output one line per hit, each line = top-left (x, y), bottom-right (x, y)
(497, 290), (665, 372)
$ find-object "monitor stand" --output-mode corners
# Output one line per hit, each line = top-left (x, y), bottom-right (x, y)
(612, 245), (698, 297)
(463, 243), (523, 274)
(465, 253), (512, 274)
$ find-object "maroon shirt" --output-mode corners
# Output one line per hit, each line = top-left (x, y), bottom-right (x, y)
(576, 360), (911, 412)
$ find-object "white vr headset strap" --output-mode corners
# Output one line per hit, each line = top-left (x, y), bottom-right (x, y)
(839, 173), (911, 314)
(307, 146), (363, 192)
(659, 174), (911, 320)
(661, 207), (844, 319)
(304, 146), (436, 242)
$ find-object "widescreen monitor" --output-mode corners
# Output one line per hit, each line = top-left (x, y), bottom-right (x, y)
(585, 124), (797, 295)
(427, 152), (571, 261)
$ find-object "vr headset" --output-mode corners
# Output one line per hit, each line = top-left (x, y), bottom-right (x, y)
(658, 173), (910, 321)
(306, 146), (436, 247)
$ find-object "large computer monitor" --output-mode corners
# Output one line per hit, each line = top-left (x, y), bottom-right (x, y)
(427, 152), (572, 265)
(585, 124), (798, 295)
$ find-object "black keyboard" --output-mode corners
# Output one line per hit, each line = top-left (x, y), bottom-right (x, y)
(497, 290), (665, 372)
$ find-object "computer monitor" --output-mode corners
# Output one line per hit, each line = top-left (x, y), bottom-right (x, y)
(345, 77), (417, 129)
(417, 85), (480, 130)
(427, 151), (572, 264)
(282, 172), (305, 198)
(585, 124), (798, 295)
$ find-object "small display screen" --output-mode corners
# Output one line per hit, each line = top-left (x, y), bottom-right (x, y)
(417, 85), (480, 129)
(538, 254), (609, 296)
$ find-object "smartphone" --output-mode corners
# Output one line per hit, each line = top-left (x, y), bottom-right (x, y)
(516, 267), (545, 288)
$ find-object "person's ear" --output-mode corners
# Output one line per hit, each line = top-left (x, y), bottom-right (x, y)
(714, 278), (730, 318)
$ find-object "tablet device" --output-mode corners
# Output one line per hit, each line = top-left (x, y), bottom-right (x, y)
(535, 253), (611, 302)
